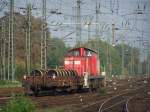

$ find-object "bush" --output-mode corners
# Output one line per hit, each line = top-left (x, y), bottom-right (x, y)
(0, 80), (21, 88)
(0, 80), (7, 86)
(44, 108), (65, 112)
(15, 64), (26, 80)
(97, 88), (107, 96)
(0, 95), (35, 112)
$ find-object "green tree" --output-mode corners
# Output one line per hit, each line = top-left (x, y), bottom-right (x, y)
(115, 44), (140, 75)
(83, 38), (122, 76)
(142, 54), (150, 75)
(47, 38), (68, 68)
(0, 95), (35, 112)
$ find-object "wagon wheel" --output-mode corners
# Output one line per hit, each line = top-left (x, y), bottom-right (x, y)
(52, 88), (59, 96)
(34, 86), (40, 96)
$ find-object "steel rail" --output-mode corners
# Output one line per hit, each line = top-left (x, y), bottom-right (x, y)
(101, 99), (126, 112)
(125, 96), (135, 112)
(98, 85), (145, 112)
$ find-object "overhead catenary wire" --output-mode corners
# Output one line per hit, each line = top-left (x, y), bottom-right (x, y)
(0, 0), (149, 80)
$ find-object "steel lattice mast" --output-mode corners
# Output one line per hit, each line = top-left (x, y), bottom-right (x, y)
(8, 0), (15, 81)
(76, 0), (81, 46)
(26, 3), (32, 75)
(41, 0), (47, 69)
(95, 0), (100, 39)
(0, 22), (2, 80)
(2, 21), (6, 80)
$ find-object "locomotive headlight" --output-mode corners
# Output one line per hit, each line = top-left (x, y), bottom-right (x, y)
(23, 75), (27, 80)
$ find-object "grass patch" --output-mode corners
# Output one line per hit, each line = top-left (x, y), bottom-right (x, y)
(0, 80), (21, 88)
(0, 95), (35, 112)
(43, 108), (65, 112)
(97, 87), (107, 96)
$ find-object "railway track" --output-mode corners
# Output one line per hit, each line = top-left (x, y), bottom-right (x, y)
(0, 87), (23, 97)
(34, 78), (146, 110)
(0, 77), (149, 112)
(98, 91), (136, 112)
(126, 86), (150, 112)
(76, 78), (150, 112)
(31, 92), (99, 108)
(125, 96), (134, 112)
(28, 77), (150, 112)
(98, 85), (150, 112)
(146, 109), (150, 112)
(0, 96), (12, 107)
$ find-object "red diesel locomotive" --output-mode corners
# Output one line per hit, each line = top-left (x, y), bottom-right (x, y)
(64, 47), (100, 76)
(22, 47), (105, 95)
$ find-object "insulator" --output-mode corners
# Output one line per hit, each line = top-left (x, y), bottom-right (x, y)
(144, 4), (146, 11)
(138, 4), (140, 10)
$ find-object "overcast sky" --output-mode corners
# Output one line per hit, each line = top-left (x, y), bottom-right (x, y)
(1, 0), (150, 59)
(5, 0), (149, 41)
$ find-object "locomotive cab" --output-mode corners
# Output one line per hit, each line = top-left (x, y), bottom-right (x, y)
(64, 47), (100, 76)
